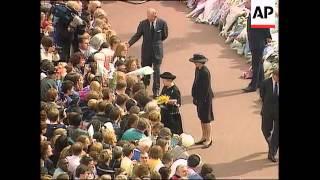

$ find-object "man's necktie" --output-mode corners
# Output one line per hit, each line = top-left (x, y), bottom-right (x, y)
(274, 82), (278, 96)
(150, 21), (154, 39)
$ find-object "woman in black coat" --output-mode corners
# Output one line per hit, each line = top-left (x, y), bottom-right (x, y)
(190, 54), (214, 149)
(159, 72), (183, 135)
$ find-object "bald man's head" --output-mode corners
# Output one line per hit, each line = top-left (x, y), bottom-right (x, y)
(147, 8), (157, 22)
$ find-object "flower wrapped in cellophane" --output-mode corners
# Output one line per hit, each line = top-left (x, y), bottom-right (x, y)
(156, 95), (170, 105)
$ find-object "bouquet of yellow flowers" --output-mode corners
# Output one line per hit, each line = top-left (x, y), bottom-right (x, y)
(156, 95), (170, 105)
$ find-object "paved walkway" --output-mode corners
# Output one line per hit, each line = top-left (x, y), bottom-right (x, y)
(102, 1), (278, 179)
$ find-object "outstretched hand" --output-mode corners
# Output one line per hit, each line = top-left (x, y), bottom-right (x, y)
(124, 41), (130, 48)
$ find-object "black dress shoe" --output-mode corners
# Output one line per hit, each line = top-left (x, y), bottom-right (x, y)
(194, 139), (206, 145)
(201, 140), (213, 149)
(242, 87), (257, 93)
(268, 154), (277, 162)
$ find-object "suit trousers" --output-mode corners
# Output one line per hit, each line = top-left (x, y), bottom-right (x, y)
(249, 48), (264, 89)
(141, 60), (161, 94)
(262, 111), (279, 156)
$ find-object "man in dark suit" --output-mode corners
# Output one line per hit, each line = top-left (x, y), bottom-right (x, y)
(127, 8), (168, 98)
(260, 68), (279, 162)
(243, 0), (272, 92)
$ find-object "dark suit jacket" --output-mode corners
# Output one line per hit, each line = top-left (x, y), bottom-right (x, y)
(247, 14), (272, 50)
(192, 66), (214, 103)
(260, 78), (279, 118)
(128, 18), (168, 64)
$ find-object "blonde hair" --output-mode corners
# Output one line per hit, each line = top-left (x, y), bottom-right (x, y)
(100, 174), (112, 180)
(115, 175), (128, 180)
(89, 142), (103, 153)
(116, 71), (127, 82)
(98, 149), (112, 166)
(106, 29), (117, 42)
(53, 128), (67, 137)
(144, 100), (159, 113)
(94, 8), (107, 19)
(88, 99), (98, 110)
(86, 90), (101, 102)
(94, 18), (105, 29)
(148, 110), (161, 123)
(109, 35), (121, 50)
(126, 56), (140, 72)
(90, 81), (102, 92)
(66, 1), (81, 12)
(46, 88), (58, 102)
(88, 1), (101, 12)
(102, 129), (117, 145)
(59, 145), (72, 160)
(113, 43), (127, 58)
(50, 134), (61, 149)
(126, 75), (138, 89)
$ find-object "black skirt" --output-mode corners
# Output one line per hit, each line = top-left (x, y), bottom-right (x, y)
(161, 107), (183, 135)
(196, 99), (214, 123)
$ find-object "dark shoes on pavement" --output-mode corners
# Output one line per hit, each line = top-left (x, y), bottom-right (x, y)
(202, 140), (213, 149)
(268, 153), (277, 162)
(195, 139), (206, 145)
(242, 86), (257, 93)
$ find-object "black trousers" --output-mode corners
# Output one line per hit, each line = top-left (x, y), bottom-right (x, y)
(249, 48), (264, 89)
(141, 60), (161, 94)
(261, 111), (279, 156)
(56, 40), (71, 62)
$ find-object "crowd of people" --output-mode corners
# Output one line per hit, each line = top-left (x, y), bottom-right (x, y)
(40, 1), (216, 179)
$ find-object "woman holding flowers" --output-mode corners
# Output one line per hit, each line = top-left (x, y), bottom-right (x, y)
(158, 72), (183, 135)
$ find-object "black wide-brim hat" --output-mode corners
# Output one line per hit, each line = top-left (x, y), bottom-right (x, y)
(160, 72), (176, 80)
(189, 53), (208, 63)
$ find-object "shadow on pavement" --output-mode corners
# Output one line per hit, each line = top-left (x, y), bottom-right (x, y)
(101, 1), (117, 5)
(208, 152), (278, 178)
(252, 97), (262, 115)
(218, 47), (250, 72)
(181, 89), (246, 105)
(187, 144), (205, 151)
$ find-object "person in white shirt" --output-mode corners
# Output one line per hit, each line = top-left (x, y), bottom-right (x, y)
(120, 143), (136, 176)
(41, 36), (60, 62)
(66, 142), (84, 176)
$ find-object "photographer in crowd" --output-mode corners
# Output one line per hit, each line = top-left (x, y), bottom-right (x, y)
(50, 1), (86, 62)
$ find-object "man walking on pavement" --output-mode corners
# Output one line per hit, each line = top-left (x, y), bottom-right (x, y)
(126, 8), (168, 98)
(259, 68), (279, 162)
